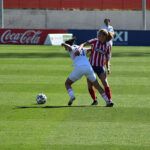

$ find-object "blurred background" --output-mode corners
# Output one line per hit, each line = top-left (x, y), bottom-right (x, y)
(0, 0), (150, 45)
(1, 0), (149, 30)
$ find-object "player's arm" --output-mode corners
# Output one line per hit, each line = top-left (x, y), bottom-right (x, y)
(74, 41), (92, 56)
(79, 42), (91, 50)
(85, 48), (92, 52)
(61, 43), (72, 51)
(106, 60), (111, 74)
(106, 45), (112, 74)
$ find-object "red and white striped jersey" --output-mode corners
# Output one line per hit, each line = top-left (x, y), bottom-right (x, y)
(88, 38), (112, 67)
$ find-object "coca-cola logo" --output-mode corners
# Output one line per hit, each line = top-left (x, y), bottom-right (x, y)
(0, 30), (42, 44)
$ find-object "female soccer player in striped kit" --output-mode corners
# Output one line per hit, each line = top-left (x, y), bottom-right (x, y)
(77, 29), (114, 107)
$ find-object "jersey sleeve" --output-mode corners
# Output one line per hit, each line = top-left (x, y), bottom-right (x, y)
(87, 38), (97, 45)
(108, 26), (114, 32)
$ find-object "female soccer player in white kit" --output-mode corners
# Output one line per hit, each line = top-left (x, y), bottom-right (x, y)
(62, 39), (113, 107)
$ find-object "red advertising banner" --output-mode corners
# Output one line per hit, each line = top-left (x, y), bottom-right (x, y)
(4, 0), (145, 10)
(0, 29), (67, 45)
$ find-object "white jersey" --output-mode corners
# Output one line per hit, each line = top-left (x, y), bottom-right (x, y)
(69, 45), (91, 67)
(68, 45), (96, 82)
(100, 25), (114, 33)
(100, 24), (114, 46)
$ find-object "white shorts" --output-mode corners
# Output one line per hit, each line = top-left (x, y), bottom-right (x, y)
(68, 65), (96, 82)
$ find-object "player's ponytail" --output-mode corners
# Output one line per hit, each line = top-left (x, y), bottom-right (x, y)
(107, 32), (113, 42)
(65, 37), (76, 46)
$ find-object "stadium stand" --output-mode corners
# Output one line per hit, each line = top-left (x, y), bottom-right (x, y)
(4, 0), (150, 10)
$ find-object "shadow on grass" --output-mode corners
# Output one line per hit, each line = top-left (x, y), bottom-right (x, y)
(15, 105), (105, 109)
(0, 52), (150, 58)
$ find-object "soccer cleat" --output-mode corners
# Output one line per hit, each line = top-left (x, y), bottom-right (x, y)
(91, 100), (98, 106)
(68, 97), (75, 106)
(106, 101), (114, 107)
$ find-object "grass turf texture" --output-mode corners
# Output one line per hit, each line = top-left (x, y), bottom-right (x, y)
(0, 45), (150, 150)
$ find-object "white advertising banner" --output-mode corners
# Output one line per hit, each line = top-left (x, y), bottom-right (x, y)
(44, 34), (73, 45)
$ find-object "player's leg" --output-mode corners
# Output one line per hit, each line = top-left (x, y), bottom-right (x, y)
(66, 67), (82, 106)
(92, 79), (112, 106)
(98, 71), (113, 106)
(99, 73), (112, 99)
(87, 79), (98, 105)
(87, 66), (98, 105)
(65, 78), (75, 106)
(86, 67), (113, 106)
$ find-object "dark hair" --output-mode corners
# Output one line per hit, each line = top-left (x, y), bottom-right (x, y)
(104, 18), (110, 23)
(65, 37), (76, 46)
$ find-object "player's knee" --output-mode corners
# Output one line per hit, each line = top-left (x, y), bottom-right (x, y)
(88, 87), (93, 92)
(103, 81), (109, 87)
(88, 83), (92, 89)
(93, 80), (101, 90)
(65, 78), (73, 87)
(87, 80), (93, 88)
(92, 80), (98, 87)
(65, 80), (68, 84)
(65, 80), (69, 87)
(101, 78), (108, 86)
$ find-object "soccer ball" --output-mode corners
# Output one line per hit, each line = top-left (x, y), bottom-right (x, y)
(36, 93), (47, 104)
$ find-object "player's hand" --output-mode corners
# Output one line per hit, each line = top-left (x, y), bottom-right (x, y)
(74, 50), (80, 56)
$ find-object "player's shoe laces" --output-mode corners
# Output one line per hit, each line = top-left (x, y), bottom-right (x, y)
(91, 100), (98, 106)
(106, 101), (114, 107)
(68, 97), (75, 106)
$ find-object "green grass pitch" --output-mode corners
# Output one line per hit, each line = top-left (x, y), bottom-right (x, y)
(0, 45), (149, 150)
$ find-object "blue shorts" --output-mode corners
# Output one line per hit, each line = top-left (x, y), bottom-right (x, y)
(92, 66), (106, 76)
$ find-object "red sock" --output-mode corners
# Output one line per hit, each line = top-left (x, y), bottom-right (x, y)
(88, 88), (97, 101)
(105, 86), (112, 100)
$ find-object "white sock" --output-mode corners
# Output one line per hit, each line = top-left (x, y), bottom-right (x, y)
(67, 88), (75, 99)
(101, 93), (110, 104)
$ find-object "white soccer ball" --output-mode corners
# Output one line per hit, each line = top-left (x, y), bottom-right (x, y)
(36, 93), (47, 104)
